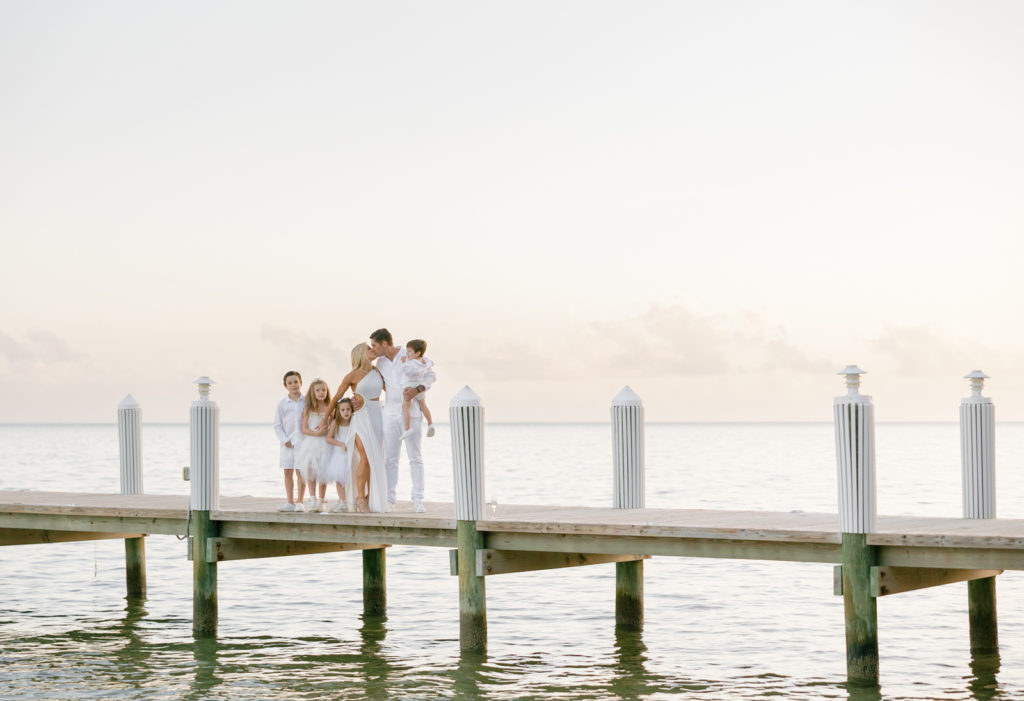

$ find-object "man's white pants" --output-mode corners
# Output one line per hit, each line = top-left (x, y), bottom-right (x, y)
(383, 411), (424, 504)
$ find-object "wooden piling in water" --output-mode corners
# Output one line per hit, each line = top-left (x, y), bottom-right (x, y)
(612, 386), (644, 630)
(451, 386), (487, 652)
(118, 395), (147, 598)
(961, 371), (999, 654)
(191, 510), (218, 636)
(362, 548), (387, 616)
(841, 533), (878, 684)
(190, 377), (220, 637)
(457, 520), (486, 651)
(834, 366), (879, 685)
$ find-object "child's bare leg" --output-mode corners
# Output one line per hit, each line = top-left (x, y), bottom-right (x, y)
(318, 481), (327, 500)
(418, 397), (433, 426)
(308, 479), (318, 502)
(296, 472), (307, 502)
(336, 482), (346, 501)
(403, 398), (413, 431)
(284, 469), (296, 504)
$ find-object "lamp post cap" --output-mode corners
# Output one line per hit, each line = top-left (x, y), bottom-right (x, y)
(451, 385), (481, 407)
(118, 394), (140, 409)
(838, 365), (866, 376)
(193, 376), (216, 386)
(964, 370), (990, 379)
(613, 386), (643, 407)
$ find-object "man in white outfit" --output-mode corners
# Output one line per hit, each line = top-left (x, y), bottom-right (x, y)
(370, 328), (436, 513)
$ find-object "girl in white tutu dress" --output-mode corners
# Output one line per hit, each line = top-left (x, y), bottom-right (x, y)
(294, 378), (332, 512)
(323, 398), (354, 512)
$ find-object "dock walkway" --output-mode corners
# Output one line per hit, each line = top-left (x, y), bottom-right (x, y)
(4, 490), (1024, 571)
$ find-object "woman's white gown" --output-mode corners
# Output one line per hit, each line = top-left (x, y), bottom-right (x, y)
(346, 369), (388, 513)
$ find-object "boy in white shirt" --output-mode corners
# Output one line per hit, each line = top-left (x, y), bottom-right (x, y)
(273, 370), (306, 512)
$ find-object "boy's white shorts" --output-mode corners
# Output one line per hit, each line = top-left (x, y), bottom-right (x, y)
(280, 445), (296, 469)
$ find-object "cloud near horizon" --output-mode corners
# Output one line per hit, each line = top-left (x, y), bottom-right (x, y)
(457, 304), (834, 382)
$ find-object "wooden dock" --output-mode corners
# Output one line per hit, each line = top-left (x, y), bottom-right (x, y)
(3, 371), (1012, 688)
(4, 490), (1023, 572)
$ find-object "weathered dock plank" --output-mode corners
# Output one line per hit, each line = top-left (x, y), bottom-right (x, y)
(3, 491), (1024, 571)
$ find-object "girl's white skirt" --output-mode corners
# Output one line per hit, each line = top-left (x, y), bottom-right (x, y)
(321, 444), (351, 484)
(294, 436), (330, 482)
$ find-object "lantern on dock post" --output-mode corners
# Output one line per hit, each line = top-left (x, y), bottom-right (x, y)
(833, 365), (878, 686)
(612, 386), (644, 630)
(117, 395), (146, 598)
(189, 376), (219, 637)
(450, 386), (486, 652)
(960, 370), (998, 653)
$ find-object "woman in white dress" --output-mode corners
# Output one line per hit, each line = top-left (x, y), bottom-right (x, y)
(327, 343), (387, 513)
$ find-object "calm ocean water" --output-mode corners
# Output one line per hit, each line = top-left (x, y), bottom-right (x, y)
(1, 422), (1023, 700)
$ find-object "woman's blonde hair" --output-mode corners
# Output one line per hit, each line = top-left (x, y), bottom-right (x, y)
(351, 343), (371, 371)
(305, 379), (329, 414)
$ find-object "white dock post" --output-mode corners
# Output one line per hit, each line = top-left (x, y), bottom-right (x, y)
(451, 386), (485, 652)
(960, 370), (998, 653)
(117, 395), (146, 598)
(612, 386), (644, 629)
(833, 365), (878, 686)
(190, 376), (219, 637)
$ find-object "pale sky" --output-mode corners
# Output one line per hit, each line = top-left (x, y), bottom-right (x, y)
(2, 1), (1023, 423)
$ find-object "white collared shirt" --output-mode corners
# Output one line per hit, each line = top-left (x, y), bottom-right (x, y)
(274, 394), (304, 445)
(377, 345), (436, 416)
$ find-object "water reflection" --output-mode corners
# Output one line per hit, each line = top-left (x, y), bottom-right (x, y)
(845, 685), (881, 701)
(453, 650), (487, 701)
(968, 650), (1002, 700)
(185, 636), (221, 701)
(610, 627), (650, 700)
(112, 598), (150, 688)
(359, 613), (393, 699)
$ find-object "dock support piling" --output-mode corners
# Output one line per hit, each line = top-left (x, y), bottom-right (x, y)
(362, 548), (387, 616)
(190, 377), (220, 637)
(118, 395), (147, 598)
(457, 520), (486, 651)
(842, 533), (878, 684)
(961, 371), (998, 654)
(612, 386), (645, 630)
(451, 386), (486, 652)
(834, 366), (879, 686)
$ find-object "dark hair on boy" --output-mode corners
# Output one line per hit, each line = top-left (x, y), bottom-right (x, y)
(406, 339), (427, 355)
(370, 328), (393, 345)
(283, 370), (302, 385)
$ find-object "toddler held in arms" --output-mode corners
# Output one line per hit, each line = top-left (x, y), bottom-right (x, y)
(399, 339), (435, 441)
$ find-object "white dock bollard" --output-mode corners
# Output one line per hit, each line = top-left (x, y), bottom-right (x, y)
(451, 386), (484, 521)
(190, 376), (220, 512)
(118, 395), (143, 495)
(834, 366), (876, 534)
(117, 394), (146, 597)
(960, 370), (998, 653)
(612, 386), (645, 510)
(450, 386), (486, 651)
(612, 386), (645, 629)
(190, 376), (219, 636)
(833, 365), (878, 685)
(961, 371), (995, 519)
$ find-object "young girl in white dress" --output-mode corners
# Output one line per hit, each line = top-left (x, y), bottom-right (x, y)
(294, 378), (332, 512)
(323, 398), (354, 512)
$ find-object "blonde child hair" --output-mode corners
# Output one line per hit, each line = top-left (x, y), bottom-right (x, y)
(305, 379), (330, 414)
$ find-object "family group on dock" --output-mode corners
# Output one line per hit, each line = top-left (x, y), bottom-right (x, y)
(272, 328), (436, 514)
